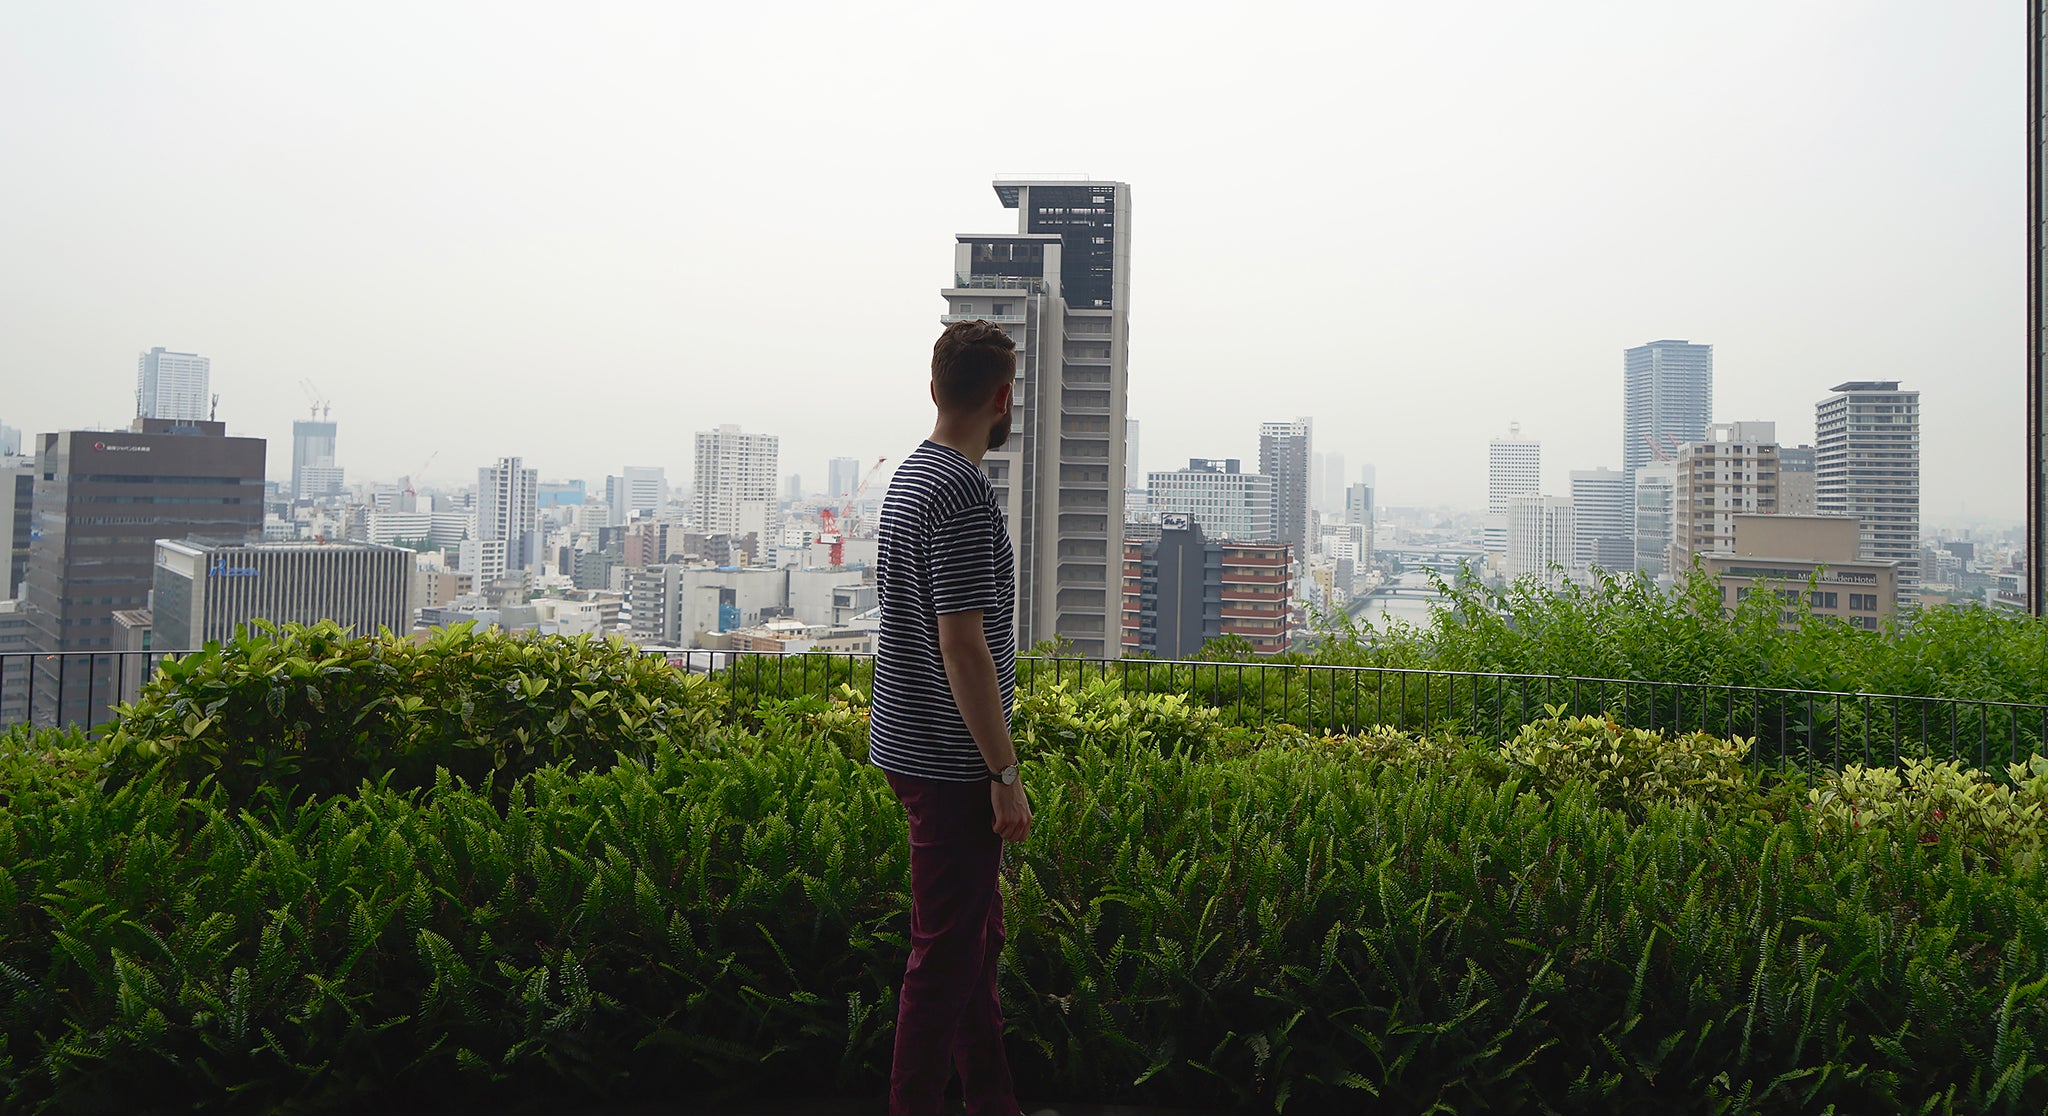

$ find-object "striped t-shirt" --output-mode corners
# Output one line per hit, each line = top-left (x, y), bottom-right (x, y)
(867, 439), (1017, 782)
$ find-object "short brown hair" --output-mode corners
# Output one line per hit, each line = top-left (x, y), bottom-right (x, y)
(931, 319), (1017, 411)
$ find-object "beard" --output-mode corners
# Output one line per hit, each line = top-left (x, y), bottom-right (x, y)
(987, 412), (1012, 450)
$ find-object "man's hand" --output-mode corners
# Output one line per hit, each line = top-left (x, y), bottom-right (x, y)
(991, 779), (1032, 843)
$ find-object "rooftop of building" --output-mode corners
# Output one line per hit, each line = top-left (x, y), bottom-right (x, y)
(156, 538), (411, 556)
(1829, 380), (1905, 392)
(991, 175), (1122, 207)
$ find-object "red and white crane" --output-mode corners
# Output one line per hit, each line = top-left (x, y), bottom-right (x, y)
(818, 456), (888, 566)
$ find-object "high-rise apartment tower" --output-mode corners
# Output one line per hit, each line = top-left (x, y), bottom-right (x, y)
(944, 177), (1131, 657)
(1486, 423), (1541, 554)
(1623, 340), (1713, 483)
(136, 348), (212, 423)
(1815, 382), (1920, 607)
(694, 424), (780, 550)
(291, 419), (342, 501)
(1259, 419), (1315, 557)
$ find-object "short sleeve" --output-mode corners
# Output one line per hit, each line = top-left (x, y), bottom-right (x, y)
(929, 501), (1000, 616)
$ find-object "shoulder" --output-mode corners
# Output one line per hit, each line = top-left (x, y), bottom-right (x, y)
(898, 444), (992, 515)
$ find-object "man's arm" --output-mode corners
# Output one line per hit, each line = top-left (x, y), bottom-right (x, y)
(938, 610), (1031, 842)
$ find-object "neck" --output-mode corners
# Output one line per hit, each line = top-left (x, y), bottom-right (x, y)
(929, 417), (991, 466)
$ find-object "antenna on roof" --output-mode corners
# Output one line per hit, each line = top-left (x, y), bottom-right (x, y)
(209, 393), (219, 422)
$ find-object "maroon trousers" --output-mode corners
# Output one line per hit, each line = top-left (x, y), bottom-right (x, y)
(885, 771), (1018, 1116)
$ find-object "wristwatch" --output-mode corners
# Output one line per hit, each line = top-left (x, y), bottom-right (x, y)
(988, 763), (1018, 785)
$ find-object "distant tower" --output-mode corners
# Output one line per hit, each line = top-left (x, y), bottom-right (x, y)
(1623, 340), (1713, 487)
(946, 176), (1132, 657)
(476, 457), (540, 574)
(1259, 418), (1314, 556)
(135, 348), (212, 422)
(1569, 467), (1633, 573)
(291, 418), (342, 501)
(695, 424), (780, 546)
(1816, 382), (1920, 607)
(827, 457), (862, 502)
(1486, 423), (1540, 554)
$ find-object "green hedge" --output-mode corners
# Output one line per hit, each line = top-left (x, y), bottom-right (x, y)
(102, 622), (724, 804)
(4, 711), (2048, 1111)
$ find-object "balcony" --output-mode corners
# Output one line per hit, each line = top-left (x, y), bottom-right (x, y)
(941, 313), (1026, 325)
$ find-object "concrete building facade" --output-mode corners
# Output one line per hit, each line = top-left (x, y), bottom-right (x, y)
(1146, 459), (1275, 542)
(1671, 422), (1780, 574)
(1505, 495), (1576, 588)
(1486, 423), (1540, 555)
(1632, 460), (1678, 579)
(946, 177), (1132, 658)
(694, 425), (779, 546)
(136, 348), (211, 423)
(291, 419), (342, 500)
(1120, 515), (1292, 658)
(1778, 445), (1817, 516)
(1259, 418), (1314, 557)
(1622, 339), (1713, 482)
(474, 457), (540, 575)
(20, 419), (264, 724)
(1569, 467), (1633, 573)
(1702, 515), (1898, 631)
(1815, 382), (1920, 607)
(151, 540), (412, 648)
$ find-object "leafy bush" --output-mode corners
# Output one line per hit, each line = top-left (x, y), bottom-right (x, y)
(1014, 678), (1229, 760)
(1811, 755), (2048, 852)
(1498, 706), (1755, 817)
(102, 621), (724, 804)
(1, 725), (2046, 1112)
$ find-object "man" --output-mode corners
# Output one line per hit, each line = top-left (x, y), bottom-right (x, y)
(869, 319), (1039, 1116)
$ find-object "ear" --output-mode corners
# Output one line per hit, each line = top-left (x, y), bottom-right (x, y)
(930, 381), (939, 407)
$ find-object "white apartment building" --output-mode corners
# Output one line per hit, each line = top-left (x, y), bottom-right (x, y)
(1671, 422), (1780, 573)
(1147, 459), (1276, 542)
(607, 466), (668, 525)
(136, 347), (211, 422)
(1816, 382), (1920, 607)
(946, 176), (1132, 657)
(476, 456), (540, 572)
(1506, 495), (1577, 588)
(1569, 467), (1633, 573)
(695, 424), (779, 546)
(1486, 423), (1541, 555)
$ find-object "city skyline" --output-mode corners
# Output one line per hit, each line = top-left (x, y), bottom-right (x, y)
(0, 3), (2017, 527)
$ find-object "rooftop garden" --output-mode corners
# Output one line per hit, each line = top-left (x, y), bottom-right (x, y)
(0, 588), (2045, 1113)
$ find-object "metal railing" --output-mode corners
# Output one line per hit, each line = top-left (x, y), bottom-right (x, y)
(8, 647), (2048, 773)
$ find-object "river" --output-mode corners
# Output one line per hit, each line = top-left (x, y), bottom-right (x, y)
(1349, 570), (1446, 630)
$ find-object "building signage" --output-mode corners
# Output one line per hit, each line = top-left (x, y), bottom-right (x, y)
(91, 442), (151, 453)
(208, 562), (260, 578)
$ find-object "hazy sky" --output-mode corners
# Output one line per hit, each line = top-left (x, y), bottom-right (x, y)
(0, 2), (2020, 525)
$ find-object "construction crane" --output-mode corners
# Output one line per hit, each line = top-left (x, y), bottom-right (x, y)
(818, 456), (887, 566)
(298, 379), (331, 422)
(404, 451), (438, 497)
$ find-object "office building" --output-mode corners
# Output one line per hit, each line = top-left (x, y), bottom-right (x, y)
(1702, 515), (1898, 631)
(1671, 422), (1780, 572)
(20, 418), (264, 723)
(1569, 468), (1633, 574)
(1779, 445), (1816, 516)
(1622, 339), (1713, 483)
(1259, 418), (1314, 556)
(151, 540), (412, 648)
(1632, 460), (1678, 578)
(135, 348), (212, 423)
(695, 424), (779, 546)
(827, 457), (862, 502)
(1505, 496), (1576, 588)
(1344, 479), (1375, 568)
(1147, 459), (1275, 542)
(946, 176), (1132, 657)
(1120, 515), (1292, 658)
(1816, 382), (1920, 606)
(2, 455), (31, 598)
(291, 418), (342, 501)
(1485, 423), (1540, 555)
(606, 466), (667, 525)
(473, 457), (540, 575)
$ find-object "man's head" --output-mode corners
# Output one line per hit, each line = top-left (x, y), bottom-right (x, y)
(931, 319), (1017, 450)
